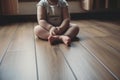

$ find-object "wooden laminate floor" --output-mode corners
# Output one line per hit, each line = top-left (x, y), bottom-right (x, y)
(0, 20), (120, 80)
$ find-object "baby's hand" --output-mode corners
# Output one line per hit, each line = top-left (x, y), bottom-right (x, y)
(55, 27), (63, 35)
(49, 27), (59, 35)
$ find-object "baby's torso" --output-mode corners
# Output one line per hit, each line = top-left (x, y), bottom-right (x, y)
(37, 0), (68, 26)
(46, 4), (63, 26)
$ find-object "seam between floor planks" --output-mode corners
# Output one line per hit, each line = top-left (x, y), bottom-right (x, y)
(53, 45), (78, 80)
(79, 40), (119, 80)
(0, 24), (19, 65)
(0, 22), (37, 80)
(58, 42), (116, 80)
(33, 23), (39, 80)
(77, 20), (120, 79)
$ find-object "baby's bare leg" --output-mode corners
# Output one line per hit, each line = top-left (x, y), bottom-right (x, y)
(48, 35), (71, 46)
(59, 23), (79, 45)
(51, 24), (79, 46)
(34, 25), (49, 40)
(64, 23), (79, 39)
(59, 35), (71, 46)
(34, 24), (79, 46)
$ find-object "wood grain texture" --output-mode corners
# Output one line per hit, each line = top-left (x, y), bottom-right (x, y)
(80, 38), (120, 79)
(78, 20), (120, 79)
(58, 42), (116, 80)
(102, 36), (120, 52)
(0, 24), (18, 63)
(77, 20), (113, 36)
(0, 23), (37, 80)
(90, 20), (120, 37)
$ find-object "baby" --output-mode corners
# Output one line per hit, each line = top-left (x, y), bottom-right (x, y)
(34, 0), (79, 46)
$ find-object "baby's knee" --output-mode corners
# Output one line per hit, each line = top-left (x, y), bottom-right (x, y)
(71, 24), (80, 31)
(73, 25), (80, 33)
(34, 25), (41, 36)
(34, 25), (49, 40)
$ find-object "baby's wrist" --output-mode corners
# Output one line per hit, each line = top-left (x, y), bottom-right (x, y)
(57, 27), (62, 31)
(49, 25), (54, 31)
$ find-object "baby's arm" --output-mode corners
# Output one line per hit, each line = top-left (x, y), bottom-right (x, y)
(57, 6), (70, 34)
(37, 6), (54, 31)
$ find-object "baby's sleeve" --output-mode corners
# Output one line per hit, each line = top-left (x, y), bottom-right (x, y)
(37, 0), (45, 7)
(61, 0), (69, 7)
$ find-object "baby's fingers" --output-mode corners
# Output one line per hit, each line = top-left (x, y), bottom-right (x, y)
(50, 31), (56, 36)
(52, 32), (56, 35)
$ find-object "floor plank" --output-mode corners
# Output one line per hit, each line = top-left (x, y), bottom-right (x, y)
(80, 38), (120, 79)
(0, 23), (37, 80)
(78, 20), (112, 36)
(58, 42), (116, 80)
(92, 20), (120, 31)
(102, 36), (120, 52)
(77, 20), (120, 79)
(80, 27), (108, 38)
(35, 37), (75, 80)
(0, 24), (18, 63)
(90, 20), (120, 37)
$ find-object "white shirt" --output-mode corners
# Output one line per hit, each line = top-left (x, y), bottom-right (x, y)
(37, 0), (68, 26)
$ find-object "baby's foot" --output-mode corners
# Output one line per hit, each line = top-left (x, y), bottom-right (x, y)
(48, 35), (59, 45)
(59, 35), (71, 46)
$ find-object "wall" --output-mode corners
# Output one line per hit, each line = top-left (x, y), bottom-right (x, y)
(18, 1), (81, 15)
(1, 0), (18, 15)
